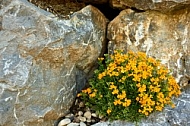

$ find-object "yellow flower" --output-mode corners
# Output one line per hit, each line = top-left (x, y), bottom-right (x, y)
(138, 84), (146, 93)
(89, 92), (96, 98)
(107, 109), (112, 114)
(77, 93), (81, 97)
(109, 85), (117, 90)
(86, 88), (92, 94)
(98, 57), (104, 61)
(112, 89), (119, 95)
(155, 105), (163, 111)
(117, 91), (126, 99)
(113, 99), (122, 105)
(122, 99), (131, 107)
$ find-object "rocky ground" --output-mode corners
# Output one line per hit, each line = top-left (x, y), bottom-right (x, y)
(56, 96), (107, 126)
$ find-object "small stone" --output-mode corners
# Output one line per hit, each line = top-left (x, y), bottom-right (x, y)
(79, 101), (85, 108)
(91, 119), (96, 123)
(73, 117), (80, 123)
(79, 122), (86, 126)
(91, 113), (97, 117)
(67, 122), (80, 126)
(86, 118), (91, 123)
(58, 118), (71, 126)
(84, 111), (91, 119)
(75, 99), (78, 105)
(79, 116), (86, 122)
(98, 114), (104, 119)
(65, 113), (74, 118)
(78, 111), (83, 116)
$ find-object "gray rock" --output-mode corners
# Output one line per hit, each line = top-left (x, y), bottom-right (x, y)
(67, 122), (80, 126)
(58, 118), (71, 126)
(110, 0), (190, 12)
(0, 0), (108, 125)
(79, 122), (87, 126)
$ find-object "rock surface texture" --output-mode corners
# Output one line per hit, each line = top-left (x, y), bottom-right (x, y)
(108, 8), (190, 86)
(110, 0), (190, 12)
(0, 0), (107, 125)
(105, 7), (190, 126)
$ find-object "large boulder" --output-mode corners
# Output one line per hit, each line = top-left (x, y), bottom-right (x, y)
(105, 7), (190, 126)
(0, 0), (108, 125)
(107, 8), (190, 85)
(109, 0), (190, 12)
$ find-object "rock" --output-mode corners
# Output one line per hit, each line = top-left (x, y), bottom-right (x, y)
(79, 122), (87, 126)
(106, 7), (190, 126)
(77, 0), (108, 4)
(65, 113), (74, 118)
(91, 113), (97, 117)
(0, 0), (108, 125)
(86, 118), (91, 123)
(58, 118), (71, 126)
(108, 8), (190, 86)
(110, 0), (190, 12)
(79, 116), (87, 122)
(79, 101), (85, 108)
(78, 111), (83, 116)
(67, 122), (80, 126)
(84, 111), (91, 119)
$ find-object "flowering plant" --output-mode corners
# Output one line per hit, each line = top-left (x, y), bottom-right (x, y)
(78, 50), (181, 122)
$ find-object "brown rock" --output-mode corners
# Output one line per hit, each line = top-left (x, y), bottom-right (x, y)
(107, 8), (190, 85)
(110, 0), (190, 12)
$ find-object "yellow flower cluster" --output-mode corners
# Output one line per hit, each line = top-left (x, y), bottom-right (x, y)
(79, 50), (181, 121)
(109, 82), (131, 108)
(81, 88), (97, 98)
(97, 50), (181, 116)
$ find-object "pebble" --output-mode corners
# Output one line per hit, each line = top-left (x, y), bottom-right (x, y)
(79, 116), (86, 122)
(91, 113), (97, 117)
(78, 111), (83, 116)
(79, 101), (85, 108)
(65, 113), (74, 118)
(84, 111), (91, 119)
(67, 122), (80, 126)
(79, 122), (86, 126)
(58, 118), (71, 126)
(86, 118), (91, 123)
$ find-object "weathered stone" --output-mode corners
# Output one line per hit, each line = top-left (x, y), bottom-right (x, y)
(78, 0), (108, 4)
(67, 122), (80, 126)
(84, 111), (91, 119)
(110, 0), (190, 12)
(108, 8), (190, 86)
(106, 7), (190, 126)
(58, 118), (71, 126)
(79, 122), (87, 126)
(0, 0), (108, 125)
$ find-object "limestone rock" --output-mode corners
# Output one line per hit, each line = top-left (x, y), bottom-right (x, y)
(110, 0), (190, 12)
(106, 7), (190, 126)
(108, 8), (190, 85)
(0, 0), (108, 125)
(58, 118), (71, 126)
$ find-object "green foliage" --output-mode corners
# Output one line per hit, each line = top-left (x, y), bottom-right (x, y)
(78, 50), (181, 123)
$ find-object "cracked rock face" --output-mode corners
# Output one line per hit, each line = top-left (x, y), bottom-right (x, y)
(109, 0), (190, 12)
(108, 8), (190, 86)
(106, 8), (190, 126)
(0, 0), (108, 125)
